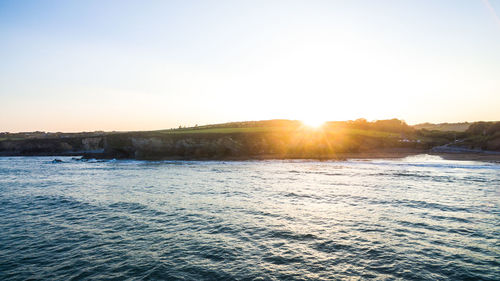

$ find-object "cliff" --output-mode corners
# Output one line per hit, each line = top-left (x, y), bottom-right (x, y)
(0, 137), (104, 156)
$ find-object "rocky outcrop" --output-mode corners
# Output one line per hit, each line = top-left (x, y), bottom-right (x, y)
(81, 137), (104, 152)
(100, 134), (250, 160)
(96, 130), (404, 160)
(0, 129), (423, 160)
(0, 137), (104, 156)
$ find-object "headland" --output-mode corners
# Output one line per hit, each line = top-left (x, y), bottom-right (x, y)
(1, 119), (499, 162)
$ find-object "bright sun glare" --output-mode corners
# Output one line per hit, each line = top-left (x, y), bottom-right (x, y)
(301, 118), (325, 129)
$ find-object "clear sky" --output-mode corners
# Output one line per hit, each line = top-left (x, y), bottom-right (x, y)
(1, 0), (500, 132)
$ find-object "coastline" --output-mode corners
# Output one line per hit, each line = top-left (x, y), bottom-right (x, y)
(222, 151), (500, 163)
(3, 150), (499, 163)
(429, 152), (500, 162)
(2, 119), (499, 163)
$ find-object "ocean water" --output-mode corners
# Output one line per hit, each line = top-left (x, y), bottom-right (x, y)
(0, 155), (498, 280)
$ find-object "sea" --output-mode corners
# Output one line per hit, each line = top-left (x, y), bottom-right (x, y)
(0, 155), (498, 280)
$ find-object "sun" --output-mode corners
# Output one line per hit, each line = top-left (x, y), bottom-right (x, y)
(301, 118), (325, 129)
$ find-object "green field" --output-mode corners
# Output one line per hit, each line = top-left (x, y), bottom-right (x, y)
(157, 126), (278, 134)
(152, 125), (400, 139)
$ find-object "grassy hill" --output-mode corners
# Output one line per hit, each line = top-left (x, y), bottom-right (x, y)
(413, 122), (471, 132)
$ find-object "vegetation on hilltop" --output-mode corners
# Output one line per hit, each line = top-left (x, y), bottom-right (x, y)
(458, 121), (500, 150)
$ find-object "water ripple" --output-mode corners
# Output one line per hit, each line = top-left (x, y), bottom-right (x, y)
(0, 156), (498, 280)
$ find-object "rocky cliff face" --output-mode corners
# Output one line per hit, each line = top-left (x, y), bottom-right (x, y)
(97, 131), (390, 160)
(101, 134), (254, 159)
(0, 130), (424, 159)
(81, 137), (104, 152)
(0, 137), (104, 156)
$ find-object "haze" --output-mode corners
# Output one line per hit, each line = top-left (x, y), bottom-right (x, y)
(1, 0), (500, 132)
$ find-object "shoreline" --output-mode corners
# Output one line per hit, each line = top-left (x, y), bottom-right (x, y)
(429, 152), (500, 162)
(2, 150), (500, 163)
(224, 151), (500, 163)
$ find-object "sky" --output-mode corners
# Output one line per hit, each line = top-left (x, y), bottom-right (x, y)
(1, 0), (500, 132)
